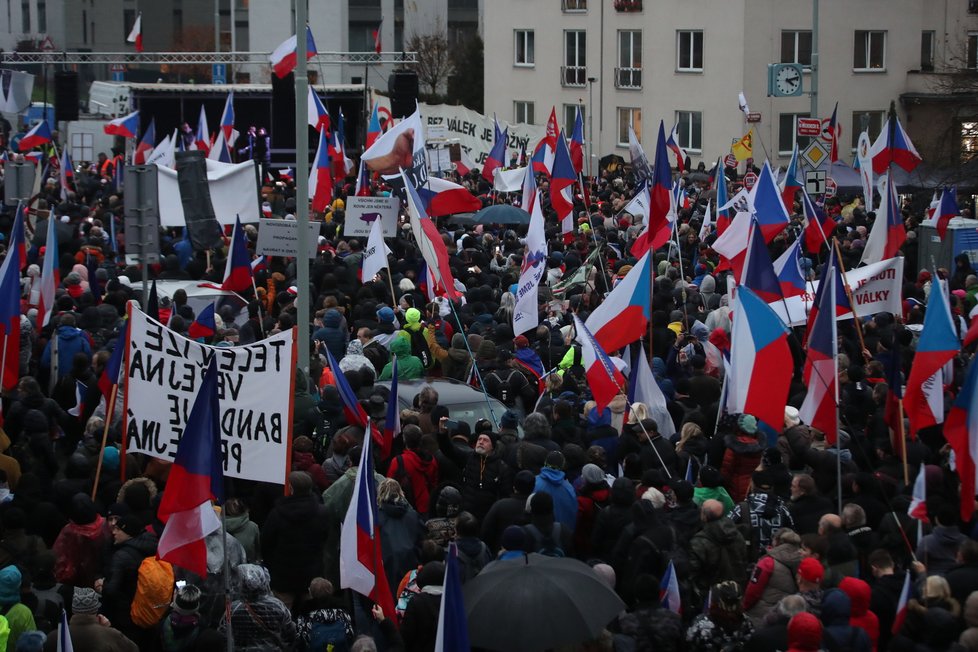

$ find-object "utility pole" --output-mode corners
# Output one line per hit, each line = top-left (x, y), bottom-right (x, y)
(294, 0), (310, 371)
(810, 0), (819, 120)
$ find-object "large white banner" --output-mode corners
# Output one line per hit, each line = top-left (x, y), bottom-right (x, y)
(767, 256), (904, 326)
(370, 95), (545, 171)
(125, 307), (295, 484)
(156, 159), (260, 227)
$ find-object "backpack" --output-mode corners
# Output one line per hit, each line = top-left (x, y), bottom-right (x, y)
(485, 368), (526, 407)
(130, 556), (175, 628)
(524, 523), (565, 558)
(407, 329), (434, 369)
(308, 620), (350, 652)
(455, 541), (490, 582)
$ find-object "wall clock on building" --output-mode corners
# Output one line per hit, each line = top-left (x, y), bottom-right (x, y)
(767, 63), (804, 97)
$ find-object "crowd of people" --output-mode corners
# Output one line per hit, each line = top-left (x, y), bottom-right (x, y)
(0, 128), (974, 652)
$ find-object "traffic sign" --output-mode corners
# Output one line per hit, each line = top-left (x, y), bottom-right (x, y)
(212, 63), (227, 85)
(724, 153), (738, 168)
(743, 171), (758, 190)
(825, 177), (837, 198)
(821, 118), (841, 144)
(805, 170), (826, 195)
(801, 140), (829, 169)
(797, 118), (822, 137)
(40, 36), (54, 52)
(746, 112), (762, 123)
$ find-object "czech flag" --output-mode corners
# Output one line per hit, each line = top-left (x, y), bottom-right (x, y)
(481, 121), (507, 183)
(726, 286), (792, 434)
(194, 106), (210, 155)
(532, 107), (558, 176)
(0, 206), (26, 391)
(801, 189), (835, 254)
(805, 246), (850, 349)
(18, 120), (52, 151)
(907, 464), (928, 522)
(417, 177), (482, 217)
(434, 543), (470, 652)
(104, 110), (141, 138)
(219, 217), (253, 293)
(126, 12), (143, 52)
(37, 212), (60, 328)
(584, 249), (652, 354)
(892, 571), (912, 634)
(750, 161), (791, 243)
(134, 118), (156, 165)
(799, 253), (839, 444)
(551, 130), (577, 235)
(711, 209), (752, 281)
(355, 159), (371, 197)
(772, 236), (807, 299)
(870, 112), (922, 174)
(630, 121), (675, 257)
(741, 219), (784, 304)
(628, 345), (676, 440)
(780, 144), (803, 210)
(946, 355), (978, 520)
(188, 303), (217, 340)
(570, 106), (585, 175)
(59, 147), (74, 201)
(666, 124), (687, 173)
(826, 102), (840, 163)
(339, 391), (396, 620)
(714, 157), (732, 235)
(573, 315), (626, 413)
(309, 128), (334, 212)
(905, 276), (958, 435)
(659, 560), (682, 615)
(219, 91), (235, 143)
(98, 320), (129, 402)
(270, 25), (317, 79)
(208, 129), (232, 163)
(66, 380), (88, 418)
(307, 86), (330, 132)
(935, 186), (960, 240)
(372, 19), (383, 54)
(861, 173), (906, 265)
(157, 357), (225, 577)
(366, 102), (382, 149)
(403, 171), (462, 301)
(382, 355), (399, 458)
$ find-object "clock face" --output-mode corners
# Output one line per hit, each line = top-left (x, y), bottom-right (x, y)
(776, 65), (802, 96)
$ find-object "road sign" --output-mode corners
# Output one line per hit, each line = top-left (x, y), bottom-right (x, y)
(40, 36), (54, 52)
(746, 112), (762, 123)
(111, 71), (125, 82)
(801, 140), (829, 169)
(825, 177), (838, 198)
(797, 118), (822, 137)
(743, 171), (758, 190)
(821, 118), (841, 144)
(724, 153), (738, 168)
(212, 63), (227, 85)
(805, 170), (826, 195)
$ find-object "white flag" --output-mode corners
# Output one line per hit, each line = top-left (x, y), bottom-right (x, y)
(145, 131), (175, 168)
(361, 217), (391, 282)
(630, 348), (676, 439)
(623, 181), (650, 224)
(513, 190), (548, 335)
(737, 91), (750, 115)
(699, 199), (713, 241)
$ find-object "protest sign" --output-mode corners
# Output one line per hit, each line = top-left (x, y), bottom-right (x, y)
(156, 159), (259, 227)
(124, 307), (296, 484)
(344, 196), (399, 237)
(256, 218), (319, 258)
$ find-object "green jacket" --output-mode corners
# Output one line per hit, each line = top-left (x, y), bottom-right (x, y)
(693, 486), (735, 515)
(3, 603), (32, 652)
(379, 338), (425, 380)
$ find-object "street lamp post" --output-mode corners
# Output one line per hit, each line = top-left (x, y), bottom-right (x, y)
(587, 76), (596, 179)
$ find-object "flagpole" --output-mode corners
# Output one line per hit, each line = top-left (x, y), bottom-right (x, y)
(672, 221), (689, 327)
(445, 298), (499, 430)
(90, 383), (119, 500)
(385, 268), (399, 307)
(898, 398), (909, 485)
(831, 238), (870, 360)
(221, 505), (233, 652)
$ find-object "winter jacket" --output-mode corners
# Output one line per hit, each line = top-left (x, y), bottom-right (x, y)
(42, 613), (138, 651)
(103, 530), (159, 633)
(575, 485), (610, 557)
(533, 468), (578, 533)
(401, 589), (441, 652)
(313, 309), (347, 362)
(729, 492), (795, 558)
(693, 485), (735, 514)
(617, 603), (683, 652)
(339, 339), (376, 379)
(592, 479), (635, 561)
(379, 337), (425, 380)
(480, 494), (530, 552)
(689, 517), (748, 597)
(839, 577), (880, 652)
(387, 449), (439, 515)
(261, 493), (328, 594)
(427, 331), (472, 381)
(221, 565), (296, 651)
(788, 492), (834, 535)
(52, 516), (112, 588)
(322, 468), (386, 587)
(291, 451), (329, 491)
(378, 499), (425, 594)
(225, 512), (261, 563)
(743, 542), (802, 626)
(721, 432), (765, 502)
(821, 589), (872, 652)
(40, 326), (92, 380)
(917, 525), (967, 577)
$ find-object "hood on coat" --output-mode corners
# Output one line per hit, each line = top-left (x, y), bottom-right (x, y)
(838, 577), (871, 616)
(820, 588), (852, 626)
(390, 337), (411, 357)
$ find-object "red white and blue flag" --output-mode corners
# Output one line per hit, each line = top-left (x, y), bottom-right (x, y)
(157, 357), (225, 577)
(0, 206), (26, 391)
(750, 161), (790, 243)
(481, 119), (507, 183)
(434, 542), (470, 652)
(741, 219), (784, 304)
(355, 159), (371, 197)
(126, 12), (143, 52)
(714, 157), (733, 235)
(372, 19), (383, 54)
(946, 355), (978, 521)
(573, 314), (626, 413)
(38, 211), (60, 328)
(570, 106), (585, 175)
(366, 102), (382, 149)
(551, 130), (577, 236)
(219, 91), (235, 143)
(799, 253), (839, 444)
(772, 236), (807, 299)
(98, 320), (129, 402)
(801, 189), (835, 254)
(57, 608), (74, 652)
(628, 345), (675, 439)
(193, 106), (210, 155)
(826, 102), (840, 164)
(270, 25), (317, 79)
(908, 464), (928, 522)
(417, 177), (482, 218)
(861, 174), (906, 265)
(532, 108), (558, 176)
(584, 249), (652, 354)
(630, 122), (675, 257)
(59, 147), (74, 201)
(309, 128), (334, 212)
(219, 217), (253, 293)
(134, 118), (156, 164)
(67, 380), (87, 419)
(403, 171), (462, 301)
(18, 120), (52, 151)
(104, 110), (140, 139)
(660, 560), (682, 615)
(339, 395), (396, 619)
(726, 286), (792, 434)
(892, 571), (912, 634)
(935, 186), (960, 240)
(666, 124), (687, 173)
(805, 246), (850, 352)
(188, 303), (217, 340)
(870, 112), (922, 174)
(780, 144), (803, 210)
(905, 274), (957, 435)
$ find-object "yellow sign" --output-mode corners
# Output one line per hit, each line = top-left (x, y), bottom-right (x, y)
(731, 129), (754, 161)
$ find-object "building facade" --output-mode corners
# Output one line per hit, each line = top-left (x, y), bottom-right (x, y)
(484, 0), (978, 174)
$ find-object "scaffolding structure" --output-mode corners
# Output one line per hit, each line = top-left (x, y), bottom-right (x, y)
(0, 51), (416, 66)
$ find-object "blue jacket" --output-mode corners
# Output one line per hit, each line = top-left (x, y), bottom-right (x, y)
(40, 326), (92, 378)
(313, 309), (347, 362)
(534, 468), (578, 533)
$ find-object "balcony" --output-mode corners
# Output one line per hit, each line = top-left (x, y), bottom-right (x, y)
(561, 65), (587, 87)
(615, 67), (642, 89)
(562, 0), (587, 11)
(614, 0), (642, 12)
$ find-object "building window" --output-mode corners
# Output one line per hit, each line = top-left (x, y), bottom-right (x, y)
(562, 30), (586, 86)
(921, 31), (935, 71)
(563, 104), (584, 136)
(675, 111), (702, 153)
(851, 111), (886, 149)
(617, 107), (641, 147)
(968, 32), (978, 69)
(854, 30), (886, 70)
(37, 0), (45, 32)
(616, 30), (642, 89)
(123, 9), (135, 39)
(962, 121), (978, 160)
(677, 30), (703, 72)
(21, 0), (28, 32)
(562, 0), (586, 12)
(778, 113), (813, 155)
(514, 29), (534, 66)
(71, 132), (94, 163)
(781, 30), (812, 67)
(514, 101), (534, 125)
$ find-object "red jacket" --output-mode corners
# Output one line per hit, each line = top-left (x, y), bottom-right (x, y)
(721, 433), (764, 502)
(387, 449), (439, 515)
(839, 576), (880, 652)
(291, 450), (330, 491)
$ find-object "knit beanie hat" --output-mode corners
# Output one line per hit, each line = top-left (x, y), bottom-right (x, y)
(72, 587), (101, 615)
(787, 612), (823, 651)
(798, 557), (824, 583)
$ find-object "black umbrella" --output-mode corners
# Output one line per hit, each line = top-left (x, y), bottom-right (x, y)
(472, 204), (531, 225)
(463, 554), (625, 651)
(447, 212), (477, 226)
